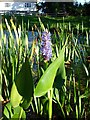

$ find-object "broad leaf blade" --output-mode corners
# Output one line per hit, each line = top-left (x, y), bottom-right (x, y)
(10, 82), (22, 107)
(3, 102), (13, 119)
(35, 48), (64, 97)
(15, 57), (33, 100)
(11, 106), (26, 119)
(20, 98), (32, 109)
(54, 50), (66, 89)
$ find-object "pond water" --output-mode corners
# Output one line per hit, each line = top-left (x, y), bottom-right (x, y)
(0, 30), (90, 50)
(0, 30), (39, 48)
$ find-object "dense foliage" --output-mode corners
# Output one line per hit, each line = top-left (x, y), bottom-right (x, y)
(0, 15), (90, 119)
(37, 2), (90, 16)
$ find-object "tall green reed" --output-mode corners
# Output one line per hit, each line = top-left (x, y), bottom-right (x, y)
(51, 20), (90, 119)
(0, 20), (2, 101)
(1, 16), (90, 119)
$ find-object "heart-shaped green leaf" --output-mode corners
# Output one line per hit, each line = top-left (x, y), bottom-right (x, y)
(15, 57), (33, 100)
(11, 57), (33, 109)
(34, 48), (64, 97)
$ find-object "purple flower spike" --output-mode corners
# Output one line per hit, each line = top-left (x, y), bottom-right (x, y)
(40, 29), (52, 61)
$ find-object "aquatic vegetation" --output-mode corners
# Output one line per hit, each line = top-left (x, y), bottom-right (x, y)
(0, 16), (90, 120)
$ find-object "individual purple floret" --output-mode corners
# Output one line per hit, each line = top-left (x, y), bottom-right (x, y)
(40, 29), (52, 61)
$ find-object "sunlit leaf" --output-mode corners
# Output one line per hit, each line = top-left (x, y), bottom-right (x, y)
(11, 114), (19, 119)
(54, 49), (66, 89)
(11, 106), (26, 119)
(35, 48), (64, 97)
(3, 102), (13, 119)
(10, 82), (22, 108)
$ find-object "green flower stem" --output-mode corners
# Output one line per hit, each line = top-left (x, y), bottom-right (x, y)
(48, 88), (53, 119)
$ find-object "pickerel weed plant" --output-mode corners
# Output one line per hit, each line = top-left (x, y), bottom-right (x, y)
(40, 29), (52, 62)
(1, 16), (90, 120)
